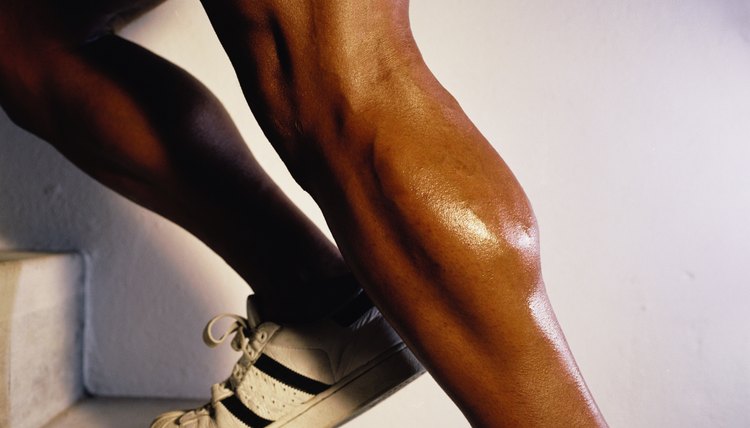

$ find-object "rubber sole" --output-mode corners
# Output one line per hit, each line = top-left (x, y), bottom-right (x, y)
(270, 344), (425, 428)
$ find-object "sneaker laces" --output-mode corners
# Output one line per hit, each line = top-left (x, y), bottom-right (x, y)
(203, 313), (270, 361)
(175, 310), (276, 425)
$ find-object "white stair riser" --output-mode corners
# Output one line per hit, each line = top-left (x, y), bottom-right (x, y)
(1, 253), (84, 428)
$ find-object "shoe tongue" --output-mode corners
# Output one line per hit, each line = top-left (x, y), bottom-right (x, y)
(331, 291), (375, 327)
(246, 295), (262, 329)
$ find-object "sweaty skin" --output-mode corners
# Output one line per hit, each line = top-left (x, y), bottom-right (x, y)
(0, 0), (608, 426)
(0, 0), (360, 322)
(198, 1), (607, 426)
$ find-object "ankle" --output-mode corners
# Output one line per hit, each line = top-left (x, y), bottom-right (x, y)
(255, 274), (363, 324)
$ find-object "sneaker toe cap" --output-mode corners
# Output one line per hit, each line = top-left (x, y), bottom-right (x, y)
(150, 410), (185, 428)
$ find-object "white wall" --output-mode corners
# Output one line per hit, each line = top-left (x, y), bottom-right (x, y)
(1, 0), (749, 426)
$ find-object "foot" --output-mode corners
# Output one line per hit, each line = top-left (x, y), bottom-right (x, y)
(151, 294), (424, 427)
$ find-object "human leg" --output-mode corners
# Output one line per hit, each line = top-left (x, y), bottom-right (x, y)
(198, 1), (606, 426)
(0, 1), (357, 322)
(2, 5), (425, 427)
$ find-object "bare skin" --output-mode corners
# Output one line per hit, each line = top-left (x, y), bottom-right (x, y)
(0, 0), (608, 426)
(198, 1), (607, 426)
(0, 0), (359, 322)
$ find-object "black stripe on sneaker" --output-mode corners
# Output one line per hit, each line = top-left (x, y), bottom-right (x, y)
(255, 354), (330, 395)
(221, 395), (274, 428)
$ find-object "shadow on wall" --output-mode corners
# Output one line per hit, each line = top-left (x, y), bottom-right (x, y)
(0, 109), (248, 398)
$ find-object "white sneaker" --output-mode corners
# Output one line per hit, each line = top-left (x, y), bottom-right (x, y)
(150, 293), (424, 428)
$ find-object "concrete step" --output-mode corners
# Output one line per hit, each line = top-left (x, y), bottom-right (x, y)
(0, 252), (85, 428)
(42, 398), (202, 428)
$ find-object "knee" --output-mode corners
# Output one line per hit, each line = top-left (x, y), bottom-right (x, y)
(0, 0), (167, 49)
(90, 0), (168, 35)
(58, 0), (168, 43)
